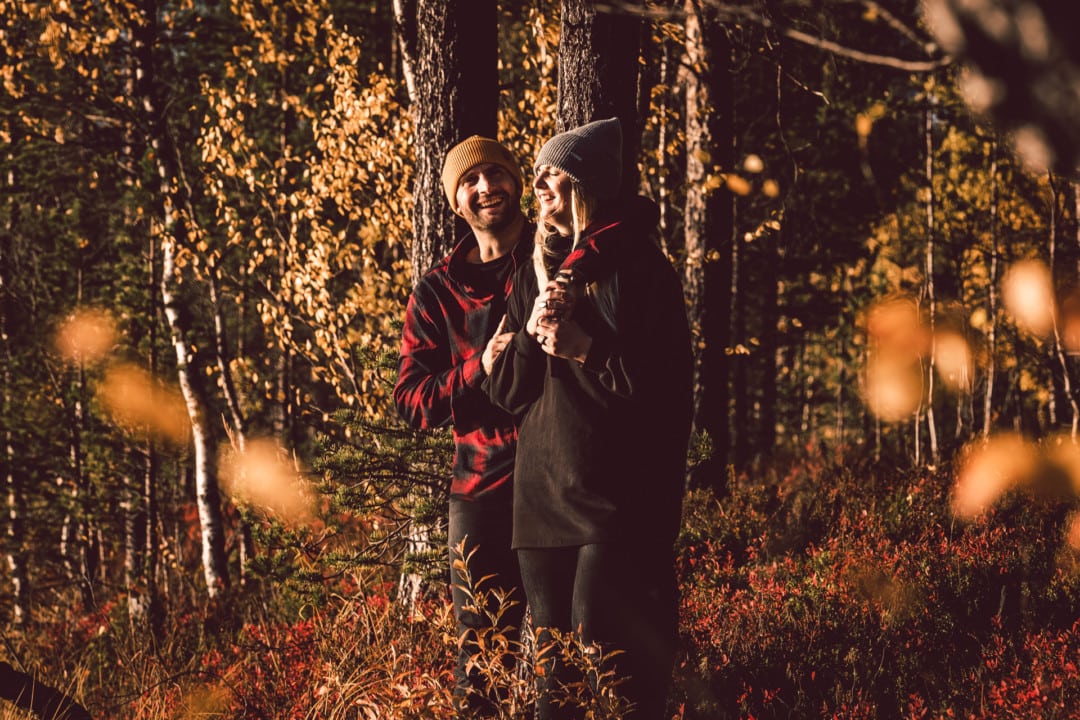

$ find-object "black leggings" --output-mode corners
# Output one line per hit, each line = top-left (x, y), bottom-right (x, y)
(517, 544), (678, 720)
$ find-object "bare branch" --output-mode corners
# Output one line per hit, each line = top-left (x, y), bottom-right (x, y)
(597, 0), (953, 72)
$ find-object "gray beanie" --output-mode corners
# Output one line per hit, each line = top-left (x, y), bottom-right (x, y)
(534, 117), (622, 200)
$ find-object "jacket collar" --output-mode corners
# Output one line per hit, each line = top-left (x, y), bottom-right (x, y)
(446, 222), (535, 296)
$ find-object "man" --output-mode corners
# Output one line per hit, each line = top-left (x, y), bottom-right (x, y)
(393, 135), (531, 715)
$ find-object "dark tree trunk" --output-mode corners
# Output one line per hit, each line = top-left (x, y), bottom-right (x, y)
(982, 142), (999, 438)
(393, 0), (500, 606)
(758, 228), (780, 457)
(0, 197), (28, 627)
(402, 0), (498, 282)
(557, 0), (644, 200)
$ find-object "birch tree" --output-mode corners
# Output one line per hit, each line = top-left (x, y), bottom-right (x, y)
(131, 2), (230, 597)
(683, 0), (733, 489)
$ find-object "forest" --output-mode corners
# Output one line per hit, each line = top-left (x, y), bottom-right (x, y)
(2, 0), (1080, 718)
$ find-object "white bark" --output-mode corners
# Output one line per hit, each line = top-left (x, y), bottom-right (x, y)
(161, 235), (229, 597)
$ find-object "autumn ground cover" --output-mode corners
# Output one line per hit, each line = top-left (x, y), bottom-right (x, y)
(5, 444), (1080, 720)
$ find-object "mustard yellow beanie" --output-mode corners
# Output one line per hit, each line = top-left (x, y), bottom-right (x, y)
(441, 136), (524, 215)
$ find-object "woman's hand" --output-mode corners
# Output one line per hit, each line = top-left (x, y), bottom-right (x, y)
(526, 281), (574, 337)
(535, 314), (592, 363)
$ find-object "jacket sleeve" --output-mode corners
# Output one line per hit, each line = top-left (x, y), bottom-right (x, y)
(579, 248), (692, 405)
(485, 272), (546, 418)
(393, 283), (484, 429)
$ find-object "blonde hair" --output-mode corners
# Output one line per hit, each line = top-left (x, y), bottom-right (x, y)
(532, 180), (598, 286)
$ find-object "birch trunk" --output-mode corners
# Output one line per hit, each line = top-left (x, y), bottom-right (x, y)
(208, 261), (255, 582)
(134, 0), (230, 597)
(923, 103), (938, 464)
(161, 237), (229, 597)
(0, 223), (27, 627)
(683, 0), (734, 488)
(126, 229), (162, 627)
(983, 143), (999, 438)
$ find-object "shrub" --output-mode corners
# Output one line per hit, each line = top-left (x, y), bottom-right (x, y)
(674, 455), (1080, 719)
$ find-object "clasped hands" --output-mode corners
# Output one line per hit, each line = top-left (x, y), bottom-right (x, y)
(482, 276), (592, 375)
(526, 277), (591, 363)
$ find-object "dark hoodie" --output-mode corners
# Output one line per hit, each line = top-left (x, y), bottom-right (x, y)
(485, 197), (693, 549)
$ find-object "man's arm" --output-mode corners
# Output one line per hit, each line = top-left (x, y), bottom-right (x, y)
(393, 285), (484, 429)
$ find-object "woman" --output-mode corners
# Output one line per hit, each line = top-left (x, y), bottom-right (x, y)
(485, 117), (693, 719)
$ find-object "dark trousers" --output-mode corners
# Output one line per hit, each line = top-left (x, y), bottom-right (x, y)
(517, 543), (679, 720)
(448, 496), (527, 716)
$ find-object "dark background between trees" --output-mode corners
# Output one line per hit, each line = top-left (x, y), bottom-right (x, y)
(2, 0), (1080, 716)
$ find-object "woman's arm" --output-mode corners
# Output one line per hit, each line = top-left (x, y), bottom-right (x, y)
(575, 247), (691, 403)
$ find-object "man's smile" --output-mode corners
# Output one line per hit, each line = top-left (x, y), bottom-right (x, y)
(476, 194), (507, 211)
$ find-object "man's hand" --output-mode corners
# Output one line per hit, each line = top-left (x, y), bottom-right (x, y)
(482, 315), (513, 375)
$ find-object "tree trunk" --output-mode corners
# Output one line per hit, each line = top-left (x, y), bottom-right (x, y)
(1048, 173), (1080, 435)
(758, 226), (780, 457)
(923, 103), (938, 464)
(134, 1), (229, 598)
(557, 0), (643, 200)
(403, 0), (498, 283)
(0, 208), (28, 627)
(160, 236), (229, 598)
(59, 263), (99, 607)
(207, 261), (256, 583)
(983, 142), (999, 438)
(1076, 180), (1080, 278)
(652, 38), (675, 246)
(126, 226), (163, 629)
(835, 283), (847, 454)
(683, 0), (734, 491)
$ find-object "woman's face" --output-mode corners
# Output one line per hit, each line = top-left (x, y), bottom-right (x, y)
(533, 164), (574, 235)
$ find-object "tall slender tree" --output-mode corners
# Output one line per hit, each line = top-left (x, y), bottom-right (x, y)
(923, 100), (939, 464)
(683, 0), (734, 488)
(132, 1), (230, 598)
(0, 193), (27, 628)
(392, 0), (500, 605)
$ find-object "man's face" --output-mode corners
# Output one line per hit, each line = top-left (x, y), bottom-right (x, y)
(455, 162), (520, 232)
